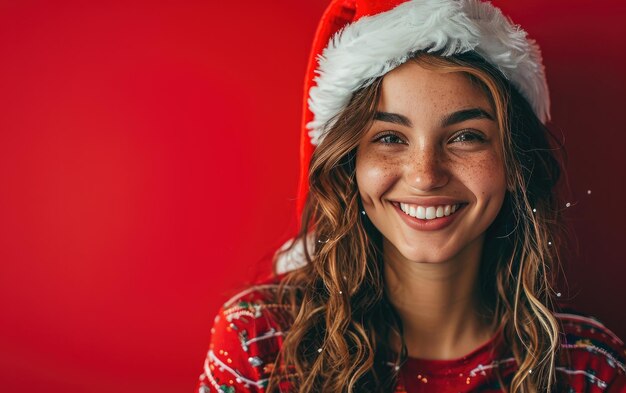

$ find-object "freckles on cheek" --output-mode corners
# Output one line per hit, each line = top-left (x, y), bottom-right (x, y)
(356, 151), (397, 206)
(456, 154), (506, 194)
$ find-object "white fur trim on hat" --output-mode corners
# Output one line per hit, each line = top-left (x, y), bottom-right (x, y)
(274, 234), (314, 274)
(306, 0), (550, 146)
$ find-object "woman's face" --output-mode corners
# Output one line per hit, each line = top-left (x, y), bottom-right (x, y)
(355, 61), (507, 264)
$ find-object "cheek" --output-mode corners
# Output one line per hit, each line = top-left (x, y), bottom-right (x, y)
(355, 149), (398, 204)
(457, 151), (506, 198)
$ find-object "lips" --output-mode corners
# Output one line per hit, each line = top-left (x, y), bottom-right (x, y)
(391, 201), (468, 231)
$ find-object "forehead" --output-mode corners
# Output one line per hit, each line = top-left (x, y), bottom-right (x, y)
(378, 61), (492, 120)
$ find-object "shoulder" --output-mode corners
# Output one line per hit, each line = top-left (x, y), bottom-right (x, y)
(555, 309), (626, 392)
(197, 274), (299, 393)
(213, 274), (297, 344)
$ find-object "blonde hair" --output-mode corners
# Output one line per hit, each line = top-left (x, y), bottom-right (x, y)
(268, 52), (565, 392)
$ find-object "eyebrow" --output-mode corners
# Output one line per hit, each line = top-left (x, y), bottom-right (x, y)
(373, 107), (495, 128)
(373, 111), (412, 127)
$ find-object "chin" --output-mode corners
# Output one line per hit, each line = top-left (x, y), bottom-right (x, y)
(395, 244), (457, 264)
(403, 254), (453, 265)
(385, 231), (485, 265)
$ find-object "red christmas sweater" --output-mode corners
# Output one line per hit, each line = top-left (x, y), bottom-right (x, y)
(197, 276), (626, 392)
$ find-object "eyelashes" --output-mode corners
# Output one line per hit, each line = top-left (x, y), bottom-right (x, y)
(374, 131), (406, 145)
(450, 130), (486, 144)
(373, 129), (486, 145)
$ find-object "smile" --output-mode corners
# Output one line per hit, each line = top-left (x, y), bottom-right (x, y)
(391, 201), (468, 231)
(398, 202), (462, 220)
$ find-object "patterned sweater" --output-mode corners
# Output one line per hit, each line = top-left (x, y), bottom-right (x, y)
(197, 276), (626, 392)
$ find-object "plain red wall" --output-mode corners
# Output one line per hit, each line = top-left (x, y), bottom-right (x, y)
(0, 1), (624, 392)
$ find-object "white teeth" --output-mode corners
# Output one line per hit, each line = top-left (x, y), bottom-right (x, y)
(417, 206), (426, 219)
(398, 202), (462, 221)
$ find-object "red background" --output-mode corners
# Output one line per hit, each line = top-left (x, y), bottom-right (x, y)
(0, 1), (624, 392)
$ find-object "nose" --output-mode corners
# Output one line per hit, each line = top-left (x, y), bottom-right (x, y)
(405, 146), (450, 192)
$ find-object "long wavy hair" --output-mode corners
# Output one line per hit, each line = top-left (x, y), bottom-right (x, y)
(267, 51), (566, 392)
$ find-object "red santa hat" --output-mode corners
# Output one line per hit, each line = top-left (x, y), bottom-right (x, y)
(295, 0), (550, 222)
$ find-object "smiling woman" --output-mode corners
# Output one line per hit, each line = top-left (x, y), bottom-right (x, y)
(196, 1), (626, 392)
(357, 57), (507, 266)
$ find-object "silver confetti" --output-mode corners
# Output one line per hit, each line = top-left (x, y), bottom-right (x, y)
(248, 356), (263, 367)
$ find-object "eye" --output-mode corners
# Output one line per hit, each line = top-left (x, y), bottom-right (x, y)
(373, 131), (406, 145)
(449, 130), (486, 144)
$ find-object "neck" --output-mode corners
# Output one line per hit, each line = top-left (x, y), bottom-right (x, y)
(383, 234), (494, 360)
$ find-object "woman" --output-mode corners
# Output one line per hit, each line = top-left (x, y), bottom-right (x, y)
(197, 0), (626, 392)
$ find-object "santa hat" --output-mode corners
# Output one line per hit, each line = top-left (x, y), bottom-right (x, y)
(280, 0), (550, 272)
